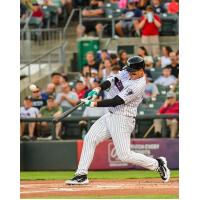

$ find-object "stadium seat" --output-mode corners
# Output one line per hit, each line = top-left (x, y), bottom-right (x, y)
(28, 17), (43, 28)
(104, 3), (122, 18)
(150, 67), (163, 81)
(135, 119), (154, 138)
(159, 13), (178, 36)
(117, 45), (135, 55)
(154, 95), (166, 103)
(62, 121), (82, 139)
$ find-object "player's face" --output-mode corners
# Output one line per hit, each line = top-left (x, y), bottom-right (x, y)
(129, 69), (144, 80)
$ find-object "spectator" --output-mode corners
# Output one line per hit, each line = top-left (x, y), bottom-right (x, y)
(167, 0), (179, 14)
(21, 0), (35, 11)
(137, 0), (150, 11)
(156, 46), (173, 68)
(91, 68), (99, 79)
(73, 0), (90, 8)
(97, 49), (110, 64)
(41, 83), (56, 101)
(84, 78), (104, 99)
(110, 53), (119, 67)
(115, 0), (142, 37)
(170, 75), (179, 96)
(62, 0), (73, 15)
(118, 0), (128, 9)
(111, 64), (121, 75)
(118, 50), (128, 69)
(74, 80), (87, 99)
(32, 3), (44, 20)
(137, 46), (154, 68)
(166, 51), (179, 78)
(154, 66), (177, 87)
(82, 51), (100, 76)
(38, 95), (63, 140)
(51, 72), (63, 93)
(30, 85), (46, 110)
(98, 58), (113, 81)
(76, 0), (105, 37)
(43, 0), (64, 15)
(20, 96), (39, 140)
(20, 2), (27, 20)
(144, 73), (159, 100)
(176, 49), (179, 64)
(56, 82), (79, 108)
(138, 5), (161, 57)
(153, 91), (179, 138)
(82, 68), (99, 90)
(151, 0), (165, 15)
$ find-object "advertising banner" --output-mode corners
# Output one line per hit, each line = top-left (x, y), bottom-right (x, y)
(77, 139), (179, 170)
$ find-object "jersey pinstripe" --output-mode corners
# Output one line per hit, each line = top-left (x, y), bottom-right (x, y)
(105, 70), (146, 117)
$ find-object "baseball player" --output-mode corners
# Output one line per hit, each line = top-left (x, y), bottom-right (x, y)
(65, 56), (170, 185)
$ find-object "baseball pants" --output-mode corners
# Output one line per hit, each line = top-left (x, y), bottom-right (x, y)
(76, 112), (158, 175)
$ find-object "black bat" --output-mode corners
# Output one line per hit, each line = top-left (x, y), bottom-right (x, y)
(52, 97), (91, 123)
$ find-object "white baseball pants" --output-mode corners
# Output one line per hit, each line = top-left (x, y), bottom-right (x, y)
(76, 112), (158, 175)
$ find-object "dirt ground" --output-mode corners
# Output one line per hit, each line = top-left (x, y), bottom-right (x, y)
(20, 178), (179, 199)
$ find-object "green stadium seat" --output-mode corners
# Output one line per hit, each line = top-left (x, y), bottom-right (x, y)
(156, 85), (170, 93)
(150, 67), (163, 81)
(117, 45), (135, 55)
(104, 3), (122, 18)
(153, 95), (166, 103)
(159, 13), (178, 36)
(28, 17), (43, 27)
(42, 5), (59, 27)
(149, 101), (163, 109)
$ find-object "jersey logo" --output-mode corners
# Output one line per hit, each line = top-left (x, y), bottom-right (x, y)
(114, 77), (124, 91)
(125, 89), (133, 96)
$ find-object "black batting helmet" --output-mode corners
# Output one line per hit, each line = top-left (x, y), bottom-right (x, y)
(123, 56), (145, 72)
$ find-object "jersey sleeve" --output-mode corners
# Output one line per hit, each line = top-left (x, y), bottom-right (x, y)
(106, 70), (129, 87)
(106, 74), (119, 87)
(117, 85), (143, 104)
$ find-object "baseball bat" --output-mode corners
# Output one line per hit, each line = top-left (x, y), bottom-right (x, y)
(52, 97), (92, 123)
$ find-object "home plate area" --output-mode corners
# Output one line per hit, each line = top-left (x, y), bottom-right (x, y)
(20, 178), (179, 198)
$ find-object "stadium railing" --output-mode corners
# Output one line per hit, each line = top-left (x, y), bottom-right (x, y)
(20, 114), (179, 140)
(20, 42), (67, 83)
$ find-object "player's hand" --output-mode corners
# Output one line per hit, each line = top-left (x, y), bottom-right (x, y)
(81, 99), (96, 107)
(87, 87), (101, 100)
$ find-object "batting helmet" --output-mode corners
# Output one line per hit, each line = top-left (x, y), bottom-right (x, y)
(123, 56), (145, 72)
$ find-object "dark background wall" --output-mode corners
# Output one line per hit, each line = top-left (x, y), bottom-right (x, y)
(20, 140), (77, 171)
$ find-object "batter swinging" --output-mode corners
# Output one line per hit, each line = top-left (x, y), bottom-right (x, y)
(65, 56), (170, 185)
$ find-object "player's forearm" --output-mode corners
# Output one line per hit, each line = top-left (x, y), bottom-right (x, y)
(96, 95), (124, 107)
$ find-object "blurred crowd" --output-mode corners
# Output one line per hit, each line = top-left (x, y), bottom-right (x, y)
(20, 0), (179, 37)
(20, 45), (179, 140)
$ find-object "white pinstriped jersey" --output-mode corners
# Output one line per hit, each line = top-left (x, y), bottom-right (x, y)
(105, 70), (146, 117)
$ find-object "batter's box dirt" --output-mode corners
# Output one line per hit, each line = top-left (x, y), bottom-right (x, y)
(20, 178), (179, 199)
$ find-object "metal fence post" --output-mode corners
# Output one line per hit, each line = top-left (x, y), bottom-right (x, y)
(52, 122), (57, 140)
(28, 64), (31, 83)
(39, 59), (42, 77)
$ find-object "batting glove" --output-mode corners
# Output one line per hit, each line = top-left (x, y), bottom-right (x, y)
(81, 99), (96, 107)
(87, 87), (101, 100)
